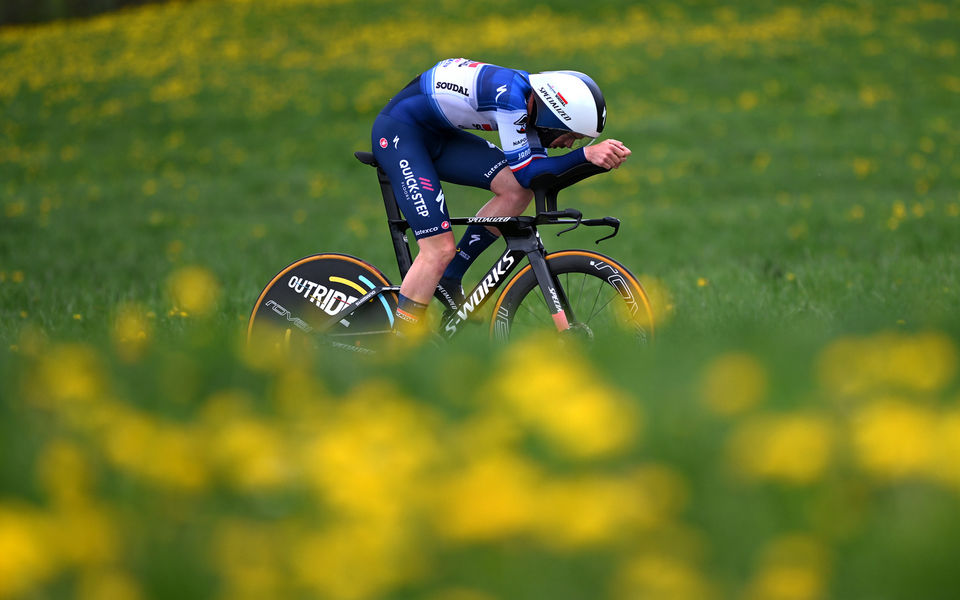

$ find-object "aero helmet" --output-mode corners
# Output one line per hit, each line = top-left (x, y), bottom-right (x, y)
(528, 71), (606, 138)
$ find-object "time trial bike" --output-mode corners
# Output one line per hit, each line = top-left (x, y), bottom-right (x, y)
(246, 151), (655, 353)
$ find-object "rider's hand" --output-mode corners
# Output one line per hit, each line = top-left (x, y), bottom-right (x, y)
(584, 139), (631, 170)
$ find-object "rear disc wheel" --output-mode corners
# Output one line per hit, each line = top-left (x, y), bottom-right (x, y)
(247, 253), (398, 353)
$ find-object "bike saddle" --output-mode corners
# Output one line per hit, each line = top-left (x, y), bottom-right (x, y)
(355, 151), (378, 167)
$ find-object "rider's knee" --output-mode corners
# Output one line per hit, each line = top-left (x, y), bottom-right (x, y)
(419, 235), (457, 266)
(497, 186), (534, 213)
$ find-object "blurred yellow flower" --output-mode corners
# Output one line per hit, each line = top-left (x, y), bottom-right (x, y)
(818, 332), (957, 398)
(639, 275), (675, 328)
(0, 506), (57, 599)
(427, 589), (499, 600)
(745, 534), (830, 600)
(303, 382), (440, 518)
(727, 413), (835, 484)
(36, 441), (92, 508)
(212, 520), (286, 600)
(293, 520), (420, 600)
(852, 157), (873, 178)
(31, 343), (106, 406)
(491, 337), (640, 460)
(532, 470), (684, 549)
(111, 303), (152, 362)
(932, 409), (960, 488)
(167, 265), (220, 317)
(615, 553), (713, 600)
(851, 398), (937, 480)
(208, 417), (290, 491)
(700, 352), (768, 416)
(75, 569), (143, 600)
(99, 406), (209, 492)
(738, 90), (760, 111)
(431, 451), (540, 542)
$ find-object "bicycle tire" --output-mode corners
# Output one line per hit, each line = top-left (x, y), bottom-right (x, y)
(247, 253), (398, 352)
(490, 250), (654, 344)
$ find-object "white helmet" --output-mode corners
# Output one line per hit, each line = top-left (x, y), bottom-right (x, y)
(528, 71), (607, 138)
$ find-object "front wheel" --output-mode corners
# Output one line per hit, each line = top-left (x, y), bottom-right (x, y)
(490, 251), (654, 344)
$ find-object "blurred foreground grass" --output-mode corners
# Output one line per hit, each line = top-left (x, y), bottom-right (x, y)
(2, 0), (960, 598)
(3, 312), (960, 599)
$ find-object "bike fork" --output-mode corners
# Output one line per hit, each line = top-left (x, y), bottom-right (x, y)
(525, 251), (574, 331)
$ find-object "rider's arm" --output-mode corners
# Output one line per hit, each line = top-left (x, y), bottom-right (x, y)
(494, 108), (588, 189)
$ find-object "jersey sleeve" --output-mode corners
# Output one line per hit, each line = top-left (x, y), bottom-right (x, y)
(495, 108), (589, 188)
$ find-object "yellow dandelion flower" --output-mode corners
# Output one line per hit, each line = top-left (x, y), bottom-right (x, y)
(75, 569), (143, 600)
(818, 332), (957, 397)
(738, 90), (759, 111)
(701, 352), (768, 416)
(852, 157), (873, 178)
(745, 534), (830, 600)
(490, 337), (640, 460)
(932, 410), (960, 488)
(208, 417), (290, 491)
(303, 383), (440, 518)
(431, 451), (541, 541)
(615, 553), (713, 600)
(31, 344), (105, 406)
(727, 413), (835, 484)
(697, 277), (709, 288)
(167, 265), (220, 317)
(851, 398), (937, 480)
(0, 506), (57, 598)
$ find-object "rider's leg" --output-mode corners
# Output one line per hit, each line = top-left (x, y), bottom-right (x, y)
(395, 232), (455, 333)
(400, 232), (456, 305)
(440, 168), (532, 291)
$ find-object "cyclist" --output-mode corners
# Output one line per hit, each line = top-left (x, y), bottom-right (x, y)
(371, 58), (631, 335)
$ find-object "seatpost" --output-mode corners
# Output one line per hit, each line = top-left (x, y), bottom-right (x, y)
(376, 165), (414, 279)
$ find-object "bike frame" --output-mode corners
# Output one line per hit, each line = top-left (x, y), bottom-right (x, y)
(318, 152), (619, 341)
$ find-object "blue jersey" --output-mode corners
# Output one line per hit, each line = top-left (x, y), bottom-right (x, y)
(384, 58), (587, 189)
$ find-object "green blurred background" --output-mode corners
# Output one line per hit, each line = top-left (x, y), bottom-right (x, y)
(1, 1), (959, 598)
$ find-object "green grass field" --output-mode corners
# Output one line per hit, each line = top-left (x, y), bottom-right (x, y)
(2, 1), (960, 598)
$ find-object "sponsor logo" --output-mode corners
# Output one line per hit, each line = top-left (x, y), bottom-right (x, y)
(444, 253), (516, 334)
(496, 84), (507, 102)
(435, 189), (446, 213)
(414, 226), (439, 236)
(441, 220), (450, 230)
(399, 159), (429, 217)
(466, 216), (511, 223)
(538, 86), (572, 121)
(548, 286), (563, 313)
(468, 234), (482, 245)
(264, 300), (312, 333)
(287, 275), (358, 316)
(513, 114), (527, 134)
(379, 137), (388, 148)
(512, 138), (526, 147)
(393, 135), (399, 149)
(436, 81), (469, 95)
(590, 260), (639, 317)
(557, 92), (569, 106)
(435, 282), (459, 311)
(483, 159), (507, 179)
(419, 177), (435, 192)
